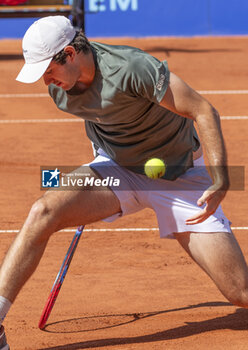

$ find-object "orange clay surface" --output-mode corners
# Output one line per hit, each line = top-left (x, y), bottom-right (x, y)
(0, 35), (248, 350)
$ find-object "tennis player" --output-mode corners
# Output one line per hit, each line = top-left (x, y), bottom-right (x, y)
(0, 16), (247, 349)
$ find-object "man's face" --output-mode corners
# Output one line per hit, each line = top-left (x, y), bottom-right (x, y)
(43, 58), (80, 91)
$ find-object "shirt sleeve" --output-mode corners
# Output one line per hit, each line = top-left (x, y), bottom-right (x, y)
(123, 53), (170, 104)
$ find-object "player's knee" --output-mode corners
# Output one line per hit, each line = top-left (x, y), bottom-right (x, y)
(30, 196), (50, 218)
(28, 195), (60, 234)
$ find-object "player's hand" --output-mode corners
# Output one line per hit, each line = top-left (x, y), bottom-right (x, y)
(185, 183), (228, 225)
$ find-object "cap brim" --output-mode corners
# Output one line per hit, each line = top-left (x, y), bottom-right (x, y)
(16, 57), (53, 83)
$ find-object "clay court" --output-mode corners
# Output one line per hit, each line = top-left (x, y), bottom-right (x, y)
(0, 35), (248, 349)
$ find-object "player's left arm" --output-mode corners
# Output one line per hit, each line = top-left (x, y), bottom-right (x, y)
(159, 72), (229, 224)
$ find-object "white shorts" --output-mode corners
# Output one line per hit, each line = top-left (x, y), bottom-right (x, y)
(89, 149), (231, 238)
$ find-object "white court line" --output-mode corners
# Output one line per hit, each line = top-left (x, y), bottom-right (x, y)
(1, 90), (248, 98)
(0, 118), (83, 124)
(0, 227), (247, 234)
(198, 90), (248, 95)
(221, 116), (248, 120)
(0, 93), (49, 98)
(0, 116), (247, 124)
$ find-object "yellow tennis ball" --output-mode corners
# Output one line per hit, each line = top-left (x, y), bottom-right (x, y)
(144, 158), (166, 179)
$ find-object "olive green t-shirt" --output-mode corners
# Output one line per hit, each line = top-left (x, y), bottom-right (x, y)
(48, 42), (200, 180)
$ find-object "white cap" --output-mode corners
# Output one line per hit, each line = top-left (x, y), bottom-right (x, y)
(16, 16), (76, 83)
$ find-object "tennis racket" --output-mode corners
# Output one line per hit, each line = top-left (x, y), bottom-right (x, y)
(38, 225), (85, 329)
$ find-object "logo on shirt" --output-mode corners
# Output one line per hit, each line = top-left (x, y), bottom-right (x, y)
(156, 74), (166, 91)
(41, 168), (60, 188)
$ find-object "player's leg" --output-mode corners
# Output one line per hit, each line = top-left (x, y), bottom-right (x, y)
(0, 166), (121, 304)
(174, 230), (248, 307)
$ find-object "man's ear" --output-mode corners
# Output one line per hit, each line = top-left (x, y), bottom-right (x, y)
(64, 46), (76, 61)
